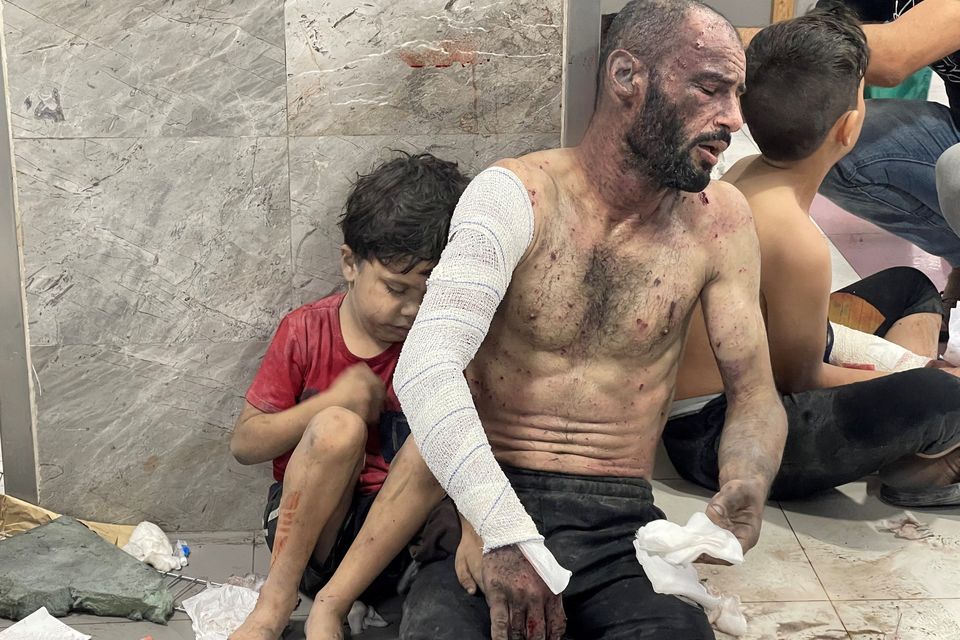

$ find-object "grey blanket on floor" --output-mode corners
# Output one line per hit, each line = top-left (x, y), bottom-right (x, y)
(0, 516), (173, 624)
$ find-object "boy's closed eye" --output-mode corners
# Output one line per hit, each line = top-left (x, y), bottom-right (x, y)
(385, 281), (408, 295)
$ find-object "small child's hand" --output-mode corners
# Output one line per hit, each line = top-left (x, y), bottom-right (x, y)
(330, 363), (386, 424)
(455, 515), (485, 595)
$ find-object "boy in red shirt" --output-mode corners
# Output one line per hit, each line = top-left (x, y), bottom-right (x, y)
(230, 152), (469, 640)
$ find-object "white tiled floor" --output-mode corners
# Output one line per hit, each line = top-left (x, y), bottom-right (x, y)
(8, 479), (960, 639)
(654, 478), (960, 640)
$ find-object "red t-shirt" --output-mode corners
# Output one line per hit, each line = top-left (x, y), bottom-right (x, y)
(245, 292), (401, 494)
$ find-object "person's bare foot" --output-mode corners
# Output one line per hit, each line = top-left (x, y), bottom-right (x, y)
(229, 589), (298, 640)
(304, 595), (350, 640)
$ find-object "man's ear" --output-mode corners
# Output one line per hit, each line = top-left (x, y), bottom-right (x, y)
(341, 245), (359, 286)
(837, 108), (862, 148)
(605, 49), (646, 100)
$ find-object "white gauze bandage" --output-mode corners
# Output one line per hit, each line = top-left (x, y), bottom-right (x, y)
(394, 167), (571, 594)
(828, 321), (930, 372)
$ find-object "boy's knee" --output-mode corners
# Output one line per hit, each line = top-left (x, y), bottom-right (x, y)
(884, 266), (940, 302)
(303, 407), (367, 460)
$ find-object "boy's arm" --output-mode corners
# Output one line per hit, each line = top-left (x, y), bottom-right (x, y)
(230, 363), (385, 465)
(862, 0), (960, 86)
(699, 184), (786, 555)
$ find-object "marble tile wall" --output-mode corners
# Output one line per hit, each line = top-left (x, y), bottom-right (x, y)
(3, 0), (562, 529)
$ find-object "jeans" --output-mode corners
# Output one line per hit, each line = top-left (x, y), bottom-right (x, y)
(400, 467), (714, 640)
(819, 99), (960, 267)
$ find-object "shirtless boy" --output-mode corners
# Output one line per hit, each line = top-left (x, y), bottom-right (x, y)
(665, 6), (960, 509)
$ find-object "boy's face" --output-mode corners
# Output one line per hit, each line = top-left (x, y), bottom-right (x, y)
(341, 249), (434, 345)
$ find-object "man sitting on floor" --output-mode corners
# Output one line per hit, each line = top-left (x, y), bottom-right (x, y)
(300, 2), (787, 638)
(664, 5), (960, 509)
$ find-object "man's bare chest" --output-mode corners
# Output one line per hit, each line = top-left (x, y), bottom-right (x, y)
(502, 221), (709, 358)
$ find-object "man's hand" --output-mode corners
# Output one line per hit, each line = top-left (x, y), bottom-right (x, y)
(483, 545), (565, 640)
(328, 363), (386, 424)
(455, 516), (485, 595)
(705, 477), (767, 558)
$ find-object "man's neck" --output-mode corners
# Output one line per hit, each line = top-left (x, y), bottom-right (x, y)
(575, 120), (678, 223)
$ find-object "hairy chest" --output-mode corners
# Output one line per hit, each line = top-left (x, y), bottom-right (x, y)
(500, 218), (710, 359)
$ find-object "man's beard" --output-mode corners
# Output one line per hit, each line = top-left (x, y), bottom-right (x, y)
(625, 76), (730, 193)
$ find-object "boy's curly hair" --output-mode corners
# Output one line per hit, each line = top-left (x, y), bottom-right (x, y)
(339, 152), (471, 272)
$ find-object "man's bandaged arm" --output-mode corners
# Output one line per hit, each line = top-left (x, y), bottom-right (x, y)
(394, 167), (571, 593)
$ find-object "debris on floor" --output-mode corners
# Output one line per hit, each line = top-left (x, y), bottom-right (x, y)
(0, 494), (135, 546)
(874, 511), (935, 540)
(181, 584), (259, 640)
(224, 573), (266, 591)
(0, 517), (173, 623)
(0, 607), (90, 640)
(122, 521), (189, 572)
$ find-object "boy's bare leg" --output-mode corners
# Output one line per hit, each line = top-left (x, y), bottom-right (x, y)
(305, 440), (445, 640)
(231, 407), (368, 640)
(884, 312), (942, 360)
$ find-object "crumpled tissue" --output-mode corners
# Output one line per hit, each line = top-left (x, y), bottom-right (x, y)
(181, 584), (260, 640)
(122, 521), (187, 572)
(0, 607), (91, 640)
(634, 512), (748, 636)
(347, 600), (388, 636)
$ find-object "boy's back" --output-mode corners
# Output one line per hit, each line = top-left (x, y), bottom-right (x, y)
(675, 154), (833, 399)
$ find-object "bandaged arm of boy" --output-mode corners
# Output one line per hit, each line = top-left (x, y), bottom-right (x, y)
(394, 167), (571, 594)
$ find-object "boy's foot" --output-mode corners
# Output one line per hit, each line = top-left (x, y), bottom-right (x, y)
(305, 597), (349, 640)
(229, 591), (298, 640)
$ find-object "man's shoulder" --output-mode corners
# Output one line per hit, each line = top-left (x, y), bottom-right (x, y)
(704, 179), (750, 209)
(688, 180), (754, 234)
(490, 149), (567, 198)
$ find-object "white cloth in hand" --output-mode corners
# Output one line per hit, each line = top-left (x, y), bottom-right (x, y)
(634, 512), (747, 636)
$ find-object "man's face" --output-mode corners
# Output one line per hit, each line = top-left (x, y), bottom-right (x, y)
(625, 13), (746, 192)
